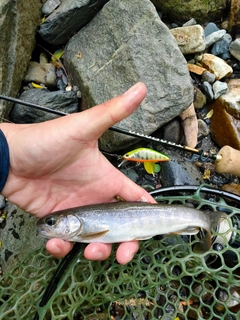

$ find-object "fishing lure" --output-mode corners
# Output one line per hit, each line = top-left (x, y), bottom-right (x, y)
(118, 148), (170, 167)
(117, 148), (169, 174)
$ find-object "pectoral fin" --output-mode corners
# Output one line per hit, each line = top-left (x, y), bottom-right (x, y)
(80, 230), (109, 239)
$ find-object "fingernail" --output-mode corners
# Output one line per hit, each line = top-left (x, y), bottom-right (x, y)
(123, 82), (142, 96)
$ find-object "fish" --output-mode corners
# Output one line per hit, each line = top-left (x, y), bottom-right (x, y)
(37, 202), (225, 253)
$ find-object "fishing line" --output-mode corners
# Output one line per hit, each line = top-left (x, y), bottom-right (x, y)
(0, 94), (218, 160)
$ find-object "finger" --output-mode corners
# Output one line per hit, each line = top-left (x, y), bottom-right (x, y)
(84, 243), (112, 261)
(117, 171), (157, 203)
(116, 241), (139, 265)
(84, 82), (147, 139)
(46, 239), (74, 258)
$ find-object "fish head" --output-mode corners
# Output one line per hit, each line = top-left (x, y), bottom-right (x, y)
(37, 214), (82, 241)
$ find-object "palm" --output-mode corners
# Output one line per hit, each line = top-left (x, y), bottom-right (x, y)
(3, 117), (142, 216)
(1, 83), (155, 263)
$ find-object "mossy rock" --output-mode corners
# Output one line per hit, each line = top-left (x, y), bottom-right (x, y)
(151, 0), (227, 24)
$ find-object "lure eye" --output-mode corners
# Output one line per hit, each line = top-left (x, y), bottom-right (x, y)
(45, 216), (56, 227)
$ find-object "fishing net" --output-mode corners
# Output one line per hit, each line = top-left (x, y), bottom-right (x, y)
(0, 184), (240, 319)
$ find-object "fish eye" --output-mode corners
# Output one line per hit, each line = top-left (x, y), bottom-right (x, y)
(45, 216), (56, 227)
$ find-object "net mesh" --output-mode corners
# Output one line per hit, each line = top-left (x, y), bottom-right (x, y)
(0, 185), (240, 319)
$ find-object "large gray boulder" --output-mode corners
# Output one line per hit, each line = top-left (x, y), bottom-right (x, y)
(39, 0), (110, 45)
(0, 0), (43, 119)
(64, 0), (194, 151)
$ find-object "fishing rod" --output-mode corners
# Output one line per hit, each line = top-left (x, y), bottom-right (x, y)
(0, 94), (219, 161)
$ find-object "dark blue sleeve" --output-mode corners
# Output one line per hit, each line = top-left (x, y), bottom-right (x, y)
(0, 129), (10, 191)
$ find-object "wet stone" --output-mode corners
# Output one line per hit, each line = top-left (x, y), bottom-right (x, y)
(198, 119), (210, 137)
(209, 98), (240, 149)
(200, 53), (233, 80)
(201, 81), (214, 101)
(205, 30), (226, 49)
(212, 81), (228, 99)
(193, 86), (207, 109)
(204, 22), (220, 37)
(201, 70), (216, 84)
(159, 150), (204, 187)
(219, 79), (240, 119)
(170, 25), (205, 54)
(9, 89), (79, 123)
(229, 39), (240, 61)
(42, 0), (61, 16)
(39, 0), (110, 45)
(24, 61), (57, 88)
(211, 33), (232, 60)
(227, 0), (240, 37)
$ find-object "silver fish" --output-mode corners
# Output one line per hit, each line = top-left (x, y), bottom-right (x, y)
(37, 202), (224, 252)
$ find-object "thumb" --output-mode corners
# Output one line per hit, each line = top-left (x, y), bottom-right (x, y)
(82, 82), (147, 139)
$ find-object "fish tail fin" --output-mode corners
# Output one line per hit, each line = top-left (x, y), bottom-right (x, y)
(193, 211), (229, 253)
(208, 210), (228, 230)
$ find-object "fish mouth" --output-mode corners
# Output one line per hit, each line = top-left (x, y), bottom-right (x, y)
(36, 223), (52, 238)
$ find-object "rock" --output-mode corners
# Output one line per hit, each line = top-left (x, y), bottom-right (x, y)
(205, 30), (226, 49)
(182, 18), (197, 27)
(188, 64), (206, 75)
(200, 53), (233, 80)
(229, 39), (240, 61)
(194, 86), (207, 109)
(170, 25), (205, 55)
(218, 79), (240, 119)
(64, 0), (194, 152)
(198, 119), (210, 137)
(42, 0), (61, 16)
(150, 0), (227, 24)
(0, 0), (43, 119)
(212, 80), (228, 99)
(201, 70), (216, 83)
(120, 168), (139, 183)
(222, 183), (240, 196)
(211, 33), (232, 60)
(179, 103), (198, 148)
(9, 89), (79, 123)
(24, 61), (57, 87)
(39, 0), (110, 45)
(0, 202), (45, 273)
(204, 22), (231, 57)
(159, 150), (204, 187)
(162, 118), (183, 145)
(0, 195), (6, 210)
(227, 0), (240, 38)
(201, 81), (214, 101)
(209, 98), (240, 149)
(204, 22), (220, 37)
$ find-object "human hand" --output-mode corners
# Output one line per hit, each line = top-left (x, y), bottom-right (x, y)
(0, 82), (156, 264)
